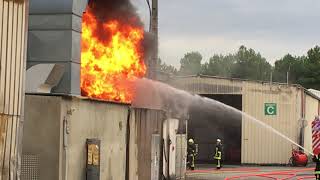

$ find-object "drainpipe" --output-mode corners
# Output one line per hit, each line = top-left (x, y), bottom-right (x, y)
(125, 108), (131, 180)
(63, 116), (69, 180)
(63, 108), (74, 180)
(166, 119), (170, 180)
(300, 89), (306, 149)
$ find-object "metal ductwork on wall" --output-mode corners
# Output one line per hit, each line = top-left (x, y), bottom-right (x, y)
(27, 0), (89, 95)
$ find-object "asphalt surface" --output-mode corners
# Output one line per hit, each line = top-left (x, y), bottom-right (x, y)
(186, 164), (316, 180)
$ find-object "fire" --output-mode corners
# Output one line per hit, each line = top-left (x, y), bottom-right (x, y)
(81, 7), (146, 103)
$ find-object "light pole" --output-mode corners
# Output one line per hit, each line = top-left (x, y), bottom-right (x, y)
(147, 0), (158, 80)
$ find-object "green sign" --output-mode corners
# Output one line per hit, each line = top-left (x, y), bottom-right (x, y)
(265, 103), (277, 115)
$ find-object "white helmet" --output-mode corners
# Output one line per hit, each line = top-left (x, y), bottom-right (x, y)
(217, 139), (221, 143)
(188, 139), (194, 144)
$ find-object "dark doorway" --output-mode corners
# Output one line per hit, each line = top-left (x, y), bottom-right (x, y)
(188, 94), (242, 164)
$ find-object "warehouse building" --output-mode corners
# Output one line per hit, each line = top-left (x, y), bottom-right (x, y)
(169, 75), (320, 165)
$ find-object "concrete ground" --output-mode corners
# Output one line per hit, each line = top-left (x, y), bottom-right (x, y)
(186, 164), (316, 180)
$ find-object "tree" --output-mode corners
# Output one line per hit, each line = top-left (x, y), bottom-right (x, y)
(174, 45), (320, 90)
(201, 54), (236, 77)
(273, 54), (304, 83)
(232, 46), (272, 81)
(157, 58), (178, 75)
(200, 46), (272, 81)
(179, 52), (202, 75)
(297, 46), (320, 89)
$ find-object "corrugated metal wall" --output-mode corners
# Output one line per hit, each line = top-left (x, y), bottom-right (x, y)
(242, 82), (301, 164)
(170, 76), (304, 164)
(171, 76), (242, 95)
(304, 94), (319, 153)
(175, 134), (186, 180)
(0, 0), (28, 179)
(131, 108), (164, 180)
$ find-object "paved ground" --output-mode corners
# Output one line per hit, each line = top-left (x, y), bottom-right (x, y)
(186, 164), (316, 180)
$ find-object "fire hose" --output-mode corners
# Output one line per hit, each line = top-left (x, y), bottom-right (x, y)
(225, 168), (314, 180)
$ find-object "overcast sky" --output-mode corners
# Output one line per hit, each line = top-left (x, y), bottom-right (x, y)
(133, 0), (320, 67)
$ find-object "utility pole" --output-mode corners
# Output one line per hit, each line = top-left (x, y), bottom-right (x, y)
(149, 0), (158, 80)
(287, 65), (291, 84)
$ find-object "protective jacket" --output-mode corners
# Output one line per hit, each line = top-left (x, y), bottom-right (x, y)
(313, 155), (320, 173)
(187, 143), (196, 169)
(214, 143), (223, 169)
(214, 144), (222, 160)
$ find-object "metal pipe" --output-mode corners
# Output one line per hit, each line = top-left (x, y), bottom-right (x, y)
(125, 108), (131, 180)
(16, 1), (29, 179)
(145, 0), (152, 32)
(166, 119), (170, 180)
(148, 0), (158, 80)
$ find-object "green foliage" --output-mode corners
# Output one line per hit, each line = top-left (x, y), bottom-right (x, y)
(157, 58), (178, 75)
(179, 52), (202, 75)
(196, 45), (272, 81)
(273, 54), (305, 83)
(166, 45), (320, 90)
(296, 46), (320, 89)
(232, 46), (272, 81)
(201, 54), (236, 77)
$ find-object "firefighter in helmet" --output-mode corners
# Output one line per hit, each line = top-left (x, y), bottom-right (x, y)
(313, 153), (320, 180)
(187, 138), (197, 170)
(214, 139), (223, 169)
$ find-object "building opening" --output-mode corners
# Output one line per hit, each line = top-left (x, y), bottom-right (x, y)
(188, 94), (242, 164)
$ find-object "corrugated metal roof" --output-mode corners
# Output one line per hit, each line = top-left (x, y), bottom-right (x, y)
(173, 74), (320, 102)
(308, 89), (320, 99)
(174, 74), (302, 87)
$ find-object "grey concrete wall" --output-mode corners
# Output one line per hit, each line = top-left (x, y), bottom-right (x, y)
(62, 97), (129, 180)
(23, 95), (167, 179)
(23, 95), (131, 180)
(23, 95), (63, 180)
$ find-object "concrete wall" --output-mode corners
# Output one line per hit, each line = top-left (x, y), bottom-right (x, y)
(63, 97), (129, 180)
(23, 95), (63, 180)
(304, 94), (319, 153)
(23, 95), (130, 180)
(23, 94), (169, 180)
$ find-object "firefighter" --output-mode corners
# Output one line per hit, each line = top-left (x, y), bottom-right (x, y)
(187, 138), (196, 170)
(214, 139), (223, 169)
(313, 154), (320, 180)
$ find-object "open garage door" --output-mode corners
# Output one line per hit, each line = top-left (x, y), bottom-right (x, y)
(188, 94), (242, 164)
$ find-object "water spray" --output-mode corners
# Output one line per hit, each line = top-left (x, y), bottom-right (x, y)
(202, 96), (314, 156)
(132, 78), (314, 156)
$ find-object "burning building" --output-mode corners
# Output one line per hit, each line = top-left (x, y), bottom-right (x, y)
(80, 0), (147, 102)
(23, 0), (185, 180)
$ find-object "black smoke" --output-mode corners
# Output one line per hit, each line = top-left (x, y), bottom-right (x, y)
(86, 0), (143, 42)
(85, 0), (155, 71)
(88, 0), (142, 25)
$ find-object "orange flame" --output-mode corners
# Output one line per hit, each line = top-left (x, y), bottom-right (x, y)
(81, 8), (146, 103)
